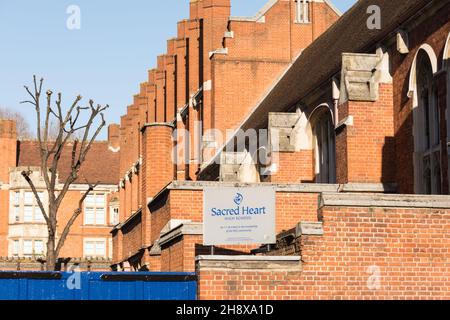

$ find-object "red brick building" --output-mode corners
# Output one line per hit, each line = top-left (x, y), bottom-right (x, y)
(113, 0), (450, 299)
(112, 0), (340, 269)
(0, 120), (120, 270)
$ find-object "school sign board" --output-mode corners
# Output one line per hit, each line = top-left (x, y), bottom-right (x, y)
(203, 186), (276, 246)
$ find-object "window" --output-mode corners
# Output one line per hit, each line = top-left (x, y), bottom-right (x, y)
(10, 192), (20, 223)
(23, 240), (33, 256)
(12, 192), (20, 206)
(444, 33), (450, 191)
(110, 207), (119, 226)
(21, 239), (45, 257)
(312, 108), (336, 184)
(12, 240), (19, 257)
(84, 240), (106, 258)
(15, 191), (46, 223)
(24, 192), (34, 205)
(295, 0), (310, 23)
(34, 240), (44, 255)
(84, 193), (106, 225)
(415, 50), (441, 194)
(24, 206), (33, 223)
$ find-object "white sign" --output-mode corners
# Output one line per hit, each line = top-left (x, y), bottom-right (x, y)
(203, 186), (276, 246)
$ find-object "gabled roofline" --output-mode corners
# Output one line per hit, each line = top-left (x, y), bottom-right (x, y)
(197, 49), (303, 178)
(324, 0), (343, 17)
(229, 0), (343, 23)
(229, 0), (277, 22)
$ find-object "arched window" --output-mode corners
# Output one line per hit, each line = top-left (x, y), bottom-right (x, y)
(414, 49), (441, 194)
(311, 107), (336, 183)
(443, 33), (450, 190)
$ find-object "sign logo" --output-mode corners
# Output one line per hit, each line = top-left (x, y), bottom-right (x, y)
(234, 193), (243, 206)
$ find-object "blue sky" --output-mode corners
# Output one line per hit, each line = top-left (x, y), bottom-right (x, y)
(0, 0), (356, 139)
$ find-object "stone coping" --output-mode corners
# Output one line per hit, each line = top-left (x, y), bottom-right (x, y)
(320, 193), (450, 209)
(140, 122), (175, 132)
(196, 255), (300, 262)
(169, 180), (338, 192)
(196, 255), (301, 271)
(159, 223), (203, 247)
(147, 181), (398, 208)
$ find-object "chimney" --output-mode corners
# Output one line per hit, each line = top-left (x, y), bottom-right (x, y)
(108, 124), (120, 151)
(0, 119), (17, 183)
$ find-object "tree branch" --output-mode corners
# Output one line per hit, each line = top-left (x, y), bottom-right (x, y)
(21, 75), (110, 269)
(55, 181), (99, 257)
(21, 169), (50, 225)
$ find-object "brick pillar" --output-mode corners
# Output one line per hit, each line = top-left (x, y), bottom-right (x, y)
(202, 0), (231, 133)
(141, 123), (175, 248)
(267, 112), (315, 183)
(156, 68), (166, 123)
(0, 120), (17, 183)
(108, 124), (120, 151)
(176, 112), (188, 180)
(335, 52), (395, 184)
(188, 20), (201, 180)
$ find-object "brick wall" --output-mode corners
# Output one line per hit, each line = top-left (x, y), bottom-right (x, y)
(336, 84), (396, 184)
(269, 151), (315, 184)
(161, 234), (203, 272)
(149, 186), (323, 245)
(117, 183), (332, 269)
(160, 233), (253, 273)
(120, 213), (142, 262)
(197, 256), (302, 300)
(197, 196), (450, 300)
(57, 190), (115, 259)
(212, 0), (339, 136)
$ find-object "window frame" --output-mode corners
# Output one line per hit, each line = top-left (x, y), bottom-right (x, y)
(84, 193), (106, 226)
(416, 51), (442, 194)
(83, 238), (107, 258)
(295, 0), (310, 24)
(10, 190), (46, 224)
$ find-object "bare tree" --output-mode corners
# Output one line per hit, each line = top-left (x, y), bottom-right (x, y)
(0, 106), (33, 140)
(20, 75), (109, 271)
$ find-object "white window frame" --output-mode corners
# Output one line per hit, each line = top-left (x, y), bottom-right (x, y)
(10, 191), (20, 223)
(34, 240), (45, 255)
(21, 239), (46, 257)
(12, 240), (19, 257)
(83, 238), (107, 258)
(84, 193), (106, 226)
(11, 190), (46, 224)
(23, 240), (33, 256)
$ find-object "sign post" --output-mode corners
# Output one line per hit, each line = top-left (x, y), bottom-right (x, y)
(203, 186), (276, 246)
